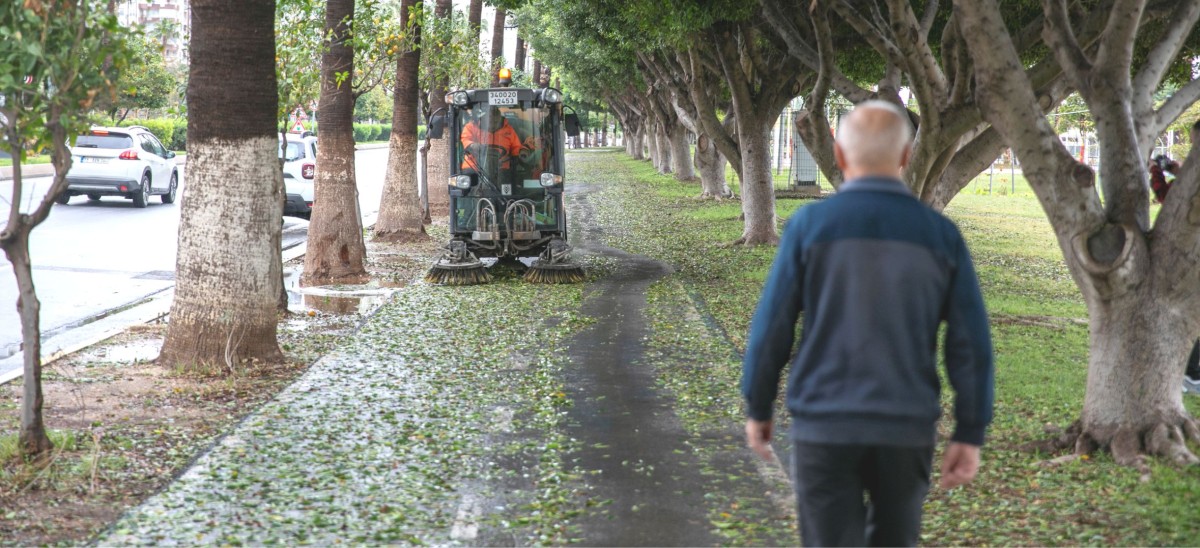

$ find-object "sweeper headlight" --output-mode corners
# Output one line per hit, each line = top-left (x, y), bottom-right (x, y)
(451, 175), (472, 189)
(446, 91), (469, 106)
(540, 172), (562, 187)
(542, 88), (563, 104)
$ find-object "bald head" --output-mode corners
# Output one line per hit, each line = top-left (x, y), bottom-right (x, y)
(835, 100), (913, 179)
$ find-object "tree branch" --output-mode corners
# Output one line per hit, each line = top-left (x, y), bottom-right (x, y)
(758, 0), (874, 103)
(1042, 0), (1094, 91)
(956, 0), (1105, 234)
(883, 0), (948, 119)
(1093, 0), (1148, 77)
(1132, 0), (1200, 115)
(688, 43), (742, 171)
(831, 1), (907, 68)
(716, 26), (758, 127)
(943, 13), (974, 107)
(920, 0), (940, 35)
(801, 2), (843, 187)
(1150, 77), (1200, 143)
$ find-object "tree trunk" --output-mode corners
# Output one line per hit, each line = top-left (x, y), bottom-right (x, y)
(4, 229), (53, 457)
(655, 128), (672, 174)
(374, 0), (426, 243)
(1079, 295), (1200, 466)
(490, 8), (506, 77)
(425, 0), (453, 219)
(514, 34), (526, 72)
(737, 121), (778, 245)
(955, 0), (1200, 469)
(646, 125), (661, 167)
(161, 0), (284, 370)
(668, 125), (694, 181)
(303, 0), (368, 286)
(696, 134), (730, 199)
(532, 58), (542, 87)
(467, 0), (482, 46)
(629, 126), (644, 159)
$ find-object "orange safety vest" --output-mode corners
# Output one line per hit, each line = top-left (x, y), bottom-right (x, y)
(461, 119), (523, 171)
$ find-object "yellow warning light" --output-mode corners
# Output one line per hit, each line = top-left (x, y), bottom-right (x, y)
(497, 67), (512, 86)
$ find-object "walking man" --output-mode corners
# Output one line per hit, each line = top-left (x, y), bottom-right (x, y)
(741, 101), (994, 546)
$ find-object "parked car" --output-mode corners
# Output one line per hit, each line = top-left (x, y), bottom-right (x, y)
(59, 126), (178, 208)
(280, 132), (317, 181)
(280, 133), (316, 219)
(283, 172), (313, 219)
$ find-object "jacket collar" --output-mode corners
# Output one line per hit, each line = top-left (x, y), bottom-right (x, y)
(838, 176), (913, 196)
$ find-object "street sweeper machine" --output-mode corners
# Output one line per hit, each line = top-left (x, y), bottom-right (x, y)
(425, 69), (585, 285)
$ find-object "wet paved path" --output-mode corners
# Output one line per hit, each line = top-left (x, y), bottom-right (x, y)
(560, 185), (720, 546)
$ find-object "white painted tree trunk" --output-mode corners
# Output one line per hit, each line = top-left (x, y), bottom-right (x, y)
(161, 137), (284, 367)
(375, 134), (426, 241)
(426, 137), (451, 217)
(303, 132), (368, 285)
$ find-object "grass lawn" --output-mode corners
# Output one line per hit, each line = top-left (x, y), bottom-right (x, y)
(0, 155), (53, 167)
(575, 149), (1200, 546)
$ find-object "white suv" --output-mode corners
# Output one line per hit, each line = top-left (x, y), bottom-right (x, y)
(280, 132), (316, 218)
(60, 126), (179, 208)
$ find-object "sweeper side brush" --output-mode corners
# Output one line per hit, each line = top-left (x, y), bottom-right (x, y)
(524, 239), (585, 284)
(426, 241), (491, 285)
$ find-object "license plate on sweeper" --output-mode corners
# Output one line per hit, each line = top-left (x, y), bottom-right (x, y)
(489, 91), (518, 106)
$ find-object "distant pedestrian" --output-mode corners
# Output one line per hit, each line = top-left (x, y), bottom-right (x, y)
(741, 101), (995, 547)
(1149, 154), (1179, 203)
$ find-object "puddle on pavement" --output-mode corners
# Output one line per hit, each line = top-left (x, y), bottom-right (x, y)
(75, 338), (161, 364)
(283, 267), (403, 316)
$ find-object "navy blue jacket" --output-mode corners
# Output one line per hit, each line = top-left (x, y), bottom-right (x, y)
(741, 177), (994, 447)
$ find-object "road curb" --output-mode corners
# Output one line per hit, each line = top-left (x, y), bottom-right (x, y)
(0, 216), (377, 386)
(0, 288), (174, 385)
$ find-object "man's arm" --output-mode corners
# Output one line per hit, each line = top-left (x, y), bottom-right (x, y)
(940, 231), (994, 487)
(741, 215), (806, 447)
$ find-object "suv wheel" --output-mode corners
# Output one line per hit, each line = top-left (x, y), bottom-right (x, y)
(161, 173), (178, 204)
(132, 174), (150, 208)
(87, 193), (101, 201)
(55, 193), (70, 205)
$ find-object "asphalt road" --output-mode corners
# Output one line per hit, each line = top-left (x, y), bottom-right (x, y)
(0, 146), (394, 362)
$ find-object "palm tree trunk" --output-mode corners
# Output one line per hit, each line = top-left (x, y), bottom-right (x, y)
(302, 0), (369, 285)
(468, 0), (482, 46)
(424, 0), (454, 219)
(514, 34), (526, 72)
(160, 0), (284, 370)
(374, 0), (426, 242)
(490, 8), (506, 77)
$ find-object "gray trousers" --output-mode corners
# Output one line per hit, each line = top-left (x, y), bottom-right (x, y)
(792, 441), (934, 547)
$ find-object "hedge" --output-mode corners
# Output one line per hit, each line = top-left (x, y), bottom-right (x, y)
(117, 118), (177, 151)
(111, 119), (415, 148)
(351, 123), (374, 142)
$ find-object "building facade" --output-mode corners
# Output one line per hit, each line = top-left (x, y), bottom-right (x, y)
(114, 0), (192, 65)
